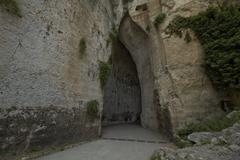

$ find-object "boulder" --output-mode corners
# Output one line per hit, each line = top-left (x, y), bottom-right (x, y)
(222, 123), (240, 146)
(187, 132), (217, 145)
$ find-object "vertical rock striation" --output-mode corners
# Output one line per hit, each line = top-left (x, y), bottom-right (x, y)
(0, 0), (124, 152)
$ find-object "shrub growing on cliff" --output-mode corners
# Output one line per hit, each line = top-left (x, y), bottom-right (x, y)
(0, 0), (21, 17)
(109, 26), (119, 41)
(79, 38), (87, 58)
(167, 7), (240, 90)
(99, 61), (112, 89)
(154, 13), (166, 29)
(86, 100), (99, 119)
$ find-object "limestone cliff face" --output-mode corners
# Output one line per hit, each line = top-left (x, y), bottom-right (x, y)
(0, 0), (118, 109)
(159, 0), (221, 130)
(0, 0), (124, 151)
(0, 0), (223, 152)
(128, 0), (221, 133)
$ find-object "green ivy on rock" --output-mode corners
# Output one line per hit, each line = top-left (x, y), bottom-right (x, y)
(167, 7), (240, 90)
(154, 13), (166, 29)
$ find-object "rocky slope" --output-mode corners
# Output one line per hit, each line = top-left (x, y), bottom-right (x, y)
(152, 112), (240, 160)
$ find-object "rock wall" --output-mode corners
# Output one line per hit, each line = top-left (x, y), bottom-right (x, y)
(0, 0), (225, 153)
(152, 112), (240, 160)
(0, 0), (124, 152)
(160, 0), (221, 130)
(126, 0), (222, 134)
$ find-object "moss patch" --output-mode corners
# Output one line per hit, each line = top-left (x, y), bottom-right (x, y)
(99, 61), (112, 89)
(86, 100), (99, 119)
(0, 0), (21, 17)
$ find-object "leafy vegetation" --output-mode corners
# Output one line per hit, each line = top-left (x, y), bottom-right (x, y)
(86, 100), (99, 118)
(79, 38), (87, 58)
(99, 61), (112, 89)
(154, 13), (166, 29)
(109, 26), (119, 41)
(106, 26), (119, 47)
(0, 0), (21, 17)
(178, 112), (240, 138)
(167, 7), (240, 90)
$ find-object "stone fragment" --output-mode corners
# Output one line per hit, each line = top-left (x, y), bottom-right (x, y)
(188, 132), (216, 145)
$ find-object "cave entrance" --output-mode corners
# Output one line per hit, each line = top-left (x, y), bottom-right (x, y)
(102, 39), (142, 126)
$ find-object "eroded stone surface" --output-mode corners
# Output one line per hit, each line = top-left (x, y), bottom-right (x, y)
(121, 0), (221, 134)
(160, 0), (221, 130)
(187, 132), (218, 145)
(0, 106), (99, 152)
(0, 0), (125, 152)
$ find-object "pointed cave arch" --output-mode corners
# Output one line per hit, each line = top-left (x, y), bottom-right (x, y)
(102, 13), (163, 132)
(118, 13), (159, 130)
(102, 39), (142, 126)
